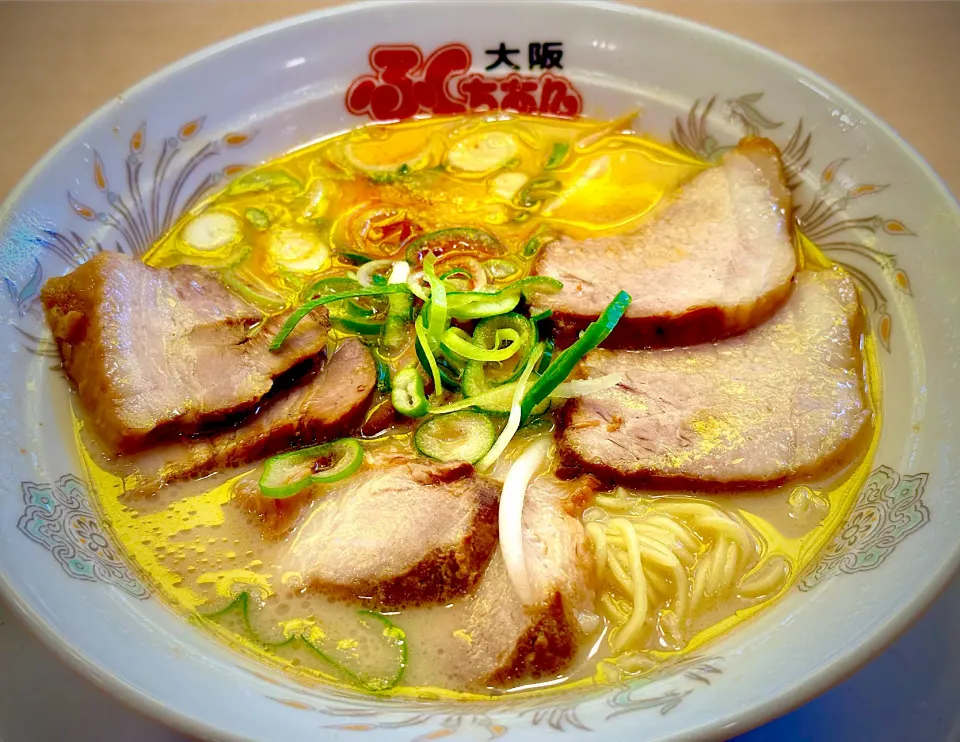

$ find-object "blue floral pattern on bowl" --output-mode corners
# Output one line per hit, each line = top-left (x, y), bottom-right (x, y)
(17, 474), (148, 600)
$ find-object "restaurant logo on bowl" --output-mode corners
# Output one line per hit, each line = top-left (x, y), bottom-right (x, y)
(346, 42), (583, 121)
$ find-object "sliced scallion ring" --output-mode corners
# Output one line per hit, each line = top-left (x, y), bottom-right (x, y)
(403, 227), (504, 264)
(447, 288), (522, 320)
(258, 438), (364, 498)
(469, 313), (536, 386)
(422, 253), (448, 347)
(441, 326), (521, 362)
(392, 366), (429, 418)
(520, 290), (631, 420)
(414, 314), (443, 398)
(357, 259), (398, 287)
(414, 410), (496, 464)
(270, 284), (412, 350)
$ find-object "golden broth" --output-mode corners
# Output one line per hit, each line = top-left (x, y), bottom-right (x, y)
(74, 113), (880, 699)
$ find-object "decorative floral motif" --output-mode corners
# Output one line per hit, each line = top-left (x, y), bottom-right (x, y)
(59, 118), (253, 258)
(800, 466), (929, 591)
(16, 474), (148, 599)
(672, 92), (914, 350)
(263, 656), (722, 739)
(2, 116), (253, 356)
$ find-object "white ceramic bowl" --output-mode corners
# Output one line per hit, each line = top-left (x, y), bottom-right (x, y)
(1, 2), (958, 740)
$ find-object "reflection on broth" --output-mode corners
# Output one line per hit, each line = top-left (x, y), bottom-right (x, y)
(44, 113), (880, 700)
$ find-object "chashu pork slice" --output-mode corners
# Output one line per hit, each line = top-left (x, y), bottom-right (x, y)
(108, 339), (376, 496)
(285, 459), (500, 608)
(532, 138), (797, 349)
(40, 251), (330, 451)
(560, 268), (870, 488)
(457, 475), (597, 687)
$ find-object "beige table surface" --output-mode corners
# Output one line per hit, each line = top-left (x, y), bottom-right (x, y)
(0, 0), (959, 202)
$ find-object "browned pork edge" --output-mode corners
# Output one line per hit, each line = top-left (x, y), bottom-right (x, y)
(485, 591), (577, 686)
(40, 251), (331, 451)
(292, 460), (500, 608)
(465, 476), (599, 687)
(115, 339), (376, 497)
(548, 282), (793, 350)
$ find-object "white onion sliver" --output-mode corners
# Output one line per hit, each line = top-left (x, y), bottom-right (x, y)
(406, 269), (430, 301)
(357, 259), (396, 287)
(499, 437), (551, 606)
(550, 373), (623, 399)
(388, 260), (410, 285)
(476, 343), (544, 472)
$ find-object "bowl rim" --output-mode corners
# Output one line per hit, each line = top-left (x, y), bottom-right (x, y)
(1, 1), (958, 740)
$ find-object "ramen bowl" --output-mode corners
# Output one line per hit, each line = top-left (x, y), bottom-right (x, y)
(1, 2), (958, 740)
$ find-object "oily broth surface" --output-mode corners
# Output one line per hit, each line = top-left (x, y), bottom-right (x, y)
(72, 114), (880, 698)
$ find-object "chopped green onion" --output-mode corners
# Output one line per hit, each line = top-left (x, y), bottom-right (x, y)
(522, 231), (556, 258)
(221, 269), (286, 314)
(469, 313), (536, 386)
(380, 261), (414, 358)
(447, 288), (522, 320)
(460, 359), (493, 398)
(414, 410), (496, 464)
(337, 314), (385, 335)
(414, 314), (443, 398)
(530, 308), (552, 324)
(270, 284), (411, 350)
(429, 383), (518, 415)
(230, 170), (302, 195)
(416, 341), (462, 391)
(336, 251), (373, 266)
(520, 290), (631, 420)
(422, 253), (448, 347)
(300, 610), (407, 692)
(404, 227), (504, 264)
(537, 336), (555, 374)
(515, 275), (563, 299)
(439, 326), (472, 362)
(203, 593), (406, 692)
(441, 268), (472, 281)
(477, 343), (545, 471)
(200, 592), (294, 647)
(406, 269), (430, 301)
(430, 374), (548, 416)
(357, 258), (399, 287)
(391, 366), (429, 418)
(441, 326), (521, 362)
(259, 438), (364, 498)
(446, 131), (519, 173)
(182, 211), (242, 251)
(482, 257), (521, 281)
(445, 276), (561, 321)
(516, 177), (562, 208)
(545, 142), (570, 169)
(244, 207), (270, 230)
(308, 276), (361, 298)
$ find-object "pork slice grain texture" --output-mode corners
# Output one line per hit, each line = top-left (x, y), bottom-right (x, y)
(532, 138), (797, 349)
(110, 338), (375, 497)
(40, 251), (330, 451)
(285, 459), (500, 608)
(560, 268), (870, 487)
